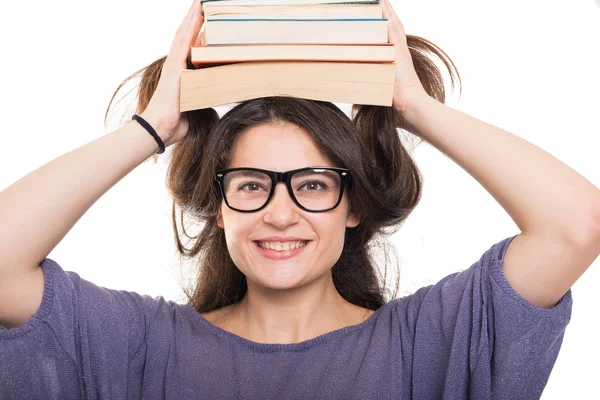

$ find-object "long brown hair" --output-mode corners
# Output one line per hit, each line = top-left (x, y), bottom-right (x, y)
(105, 35), (461, 313)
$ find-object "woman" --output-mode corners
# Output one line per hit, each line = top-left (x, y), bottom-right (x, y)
(0, 0), (598, 398)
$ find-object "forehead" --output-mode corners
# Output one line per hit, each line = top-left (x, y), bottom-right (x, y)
(228, 122), (332, 170)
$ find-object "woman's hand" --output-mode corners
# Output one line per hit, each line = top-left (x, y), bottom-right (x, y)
(380, 0), (428, 115)
(140, 0), (204, 147)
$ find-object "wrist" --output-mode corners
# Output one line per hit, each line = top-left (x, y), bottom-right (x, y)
(394, 91), (437, 135)
(138, 112), (172, 148)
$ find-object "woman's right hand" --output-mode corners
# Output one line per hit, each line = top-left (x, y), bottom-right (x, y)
(140, 0), (204, 147)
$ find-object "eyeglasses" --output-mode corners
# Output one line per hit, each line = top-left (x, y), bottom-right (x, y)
(214, 167), (350, 213)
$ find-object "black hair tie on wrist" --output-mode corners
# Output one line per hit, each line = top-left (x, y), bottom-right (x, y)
(132, 114), (165, 154)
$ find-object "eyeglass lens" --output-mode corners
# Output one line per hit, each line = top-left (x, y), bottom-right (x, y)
(222, 169), (342, 211)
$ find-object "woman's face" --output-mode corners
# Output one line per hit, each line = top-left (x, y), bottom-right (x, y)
(217, 122), (360, 290)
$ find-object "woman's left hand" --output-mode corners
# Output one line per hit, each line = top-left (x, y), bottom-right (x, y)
(381, 0), (428, 114)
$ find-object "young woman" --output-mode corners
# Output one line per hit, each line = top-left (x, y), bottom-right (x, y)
(1, 0), (598, 398)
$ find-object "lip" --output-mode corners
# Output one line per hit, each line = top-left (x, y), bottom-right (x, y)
(255, 236), (311, 242)
(253, 240), (311, 260)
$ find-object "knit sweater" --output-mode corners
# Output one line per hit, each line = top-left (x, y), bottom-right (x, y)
(0, 234), (572, 399)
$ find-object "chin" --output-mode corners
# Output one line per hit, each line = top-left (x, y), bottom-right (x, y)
(248, 265), (311, 291)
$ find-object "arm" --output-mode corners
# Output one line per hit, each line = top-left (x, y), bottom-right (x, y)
(0, 0), (204, 328)
(0, 118), (164, 328)
(402, 94), (600, 309)
(380, 0), (600, 309)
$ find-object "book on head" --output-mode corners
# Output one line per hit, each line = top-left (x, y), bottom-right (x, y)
(201, 0), (379, 5)
(180, 61), (396, 111)
(203, 3), (381, 19)
(201, 18), (388, 45)
(191, 43), (395, 66)
(182, 0), (393, 110)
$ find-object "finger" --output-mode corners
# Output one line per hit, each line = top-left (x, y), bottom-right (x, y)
(165, 1), (204, 70)
(381, 0), (407, 45)
(173, 0), (202, 40)
(381, 0), (405, 30)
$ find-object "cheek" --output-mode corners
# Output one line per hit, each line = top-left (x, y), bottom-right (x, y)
(310, 212), (349, 261)
(221, 209), (262, 274)
(222, 209), (253, 248)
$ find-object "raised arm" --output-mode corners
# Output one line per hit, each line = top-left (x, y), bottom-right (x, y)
(0, 0), (204, 328)
(381, 0), (600, 309)
(0, 119), (167, 328)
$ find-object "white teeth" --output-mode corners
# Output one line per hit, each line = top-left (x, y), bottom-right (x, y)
(257, 241), (308, 251)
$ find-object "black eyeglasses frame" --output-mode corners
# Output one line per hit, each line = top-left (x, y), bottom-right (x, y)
(214, 166), (350, 213)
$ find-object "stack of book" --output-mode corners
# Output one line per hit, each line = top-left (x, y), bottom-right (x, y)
(180, 0), (396, 111)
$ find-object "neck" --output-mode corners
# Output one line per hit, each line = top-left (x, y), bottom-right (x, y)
(232, 272), (362, 344)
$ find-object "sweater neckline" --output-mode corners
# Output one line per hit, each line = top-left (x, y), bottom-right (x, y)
(184, 300), (394, 353)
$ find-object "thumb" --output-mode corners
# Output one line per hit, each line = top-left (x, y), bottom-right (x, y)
(164, 0), (204, 73)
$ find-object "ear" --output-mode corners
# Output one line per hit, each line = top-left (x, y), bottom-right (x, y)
(346, 206), (360, 228)
(217, 206), (224, 229)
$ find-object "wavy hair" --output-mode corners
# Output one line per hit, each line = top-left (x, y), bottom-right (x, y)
(105, 35), (461, 313)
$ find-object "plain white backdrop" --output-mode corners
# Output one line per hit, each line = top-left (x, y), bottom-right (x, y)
(1, 0), (598, 398)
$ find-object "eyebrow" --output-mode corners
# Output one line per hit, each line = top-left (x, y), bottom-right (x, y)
(231, 170), (270, 179)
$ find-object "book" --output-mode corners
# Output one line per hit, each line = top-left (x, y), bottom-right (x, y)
(201, 18), (388, 45)
(191, 43), (395, 66)
(180, 61), (396, 111)
(183, 0), (393, 110)
(202, 3), (382, 19)
(201, 0), (379, 5)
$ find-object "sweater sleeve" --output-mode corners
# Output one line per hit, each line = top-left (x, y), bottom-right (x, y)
(409, 234), (573, 400)
(0, 258), (159, 400)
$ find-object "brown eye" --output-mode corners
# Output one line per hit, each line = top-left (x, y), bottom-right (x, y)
(239, 182), (267, 192)
(298, 181), (329, 191)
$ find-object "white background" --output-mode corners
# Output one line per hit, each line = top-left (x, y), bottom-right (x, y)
(1, 0), (599, 398)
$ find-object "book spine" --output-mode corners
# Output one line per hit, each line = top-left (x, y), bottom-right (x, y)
(206, 18), (386, 21)
(201, 1), (380, 4)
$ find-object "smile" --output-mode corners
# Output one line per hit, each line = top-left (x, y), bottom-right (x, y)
(256, 241), (309, 251)
(253, 240), (311, 260)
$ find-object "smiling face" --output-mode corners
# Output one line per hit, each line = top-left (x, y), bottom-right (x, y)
(216, 121), (360, 291)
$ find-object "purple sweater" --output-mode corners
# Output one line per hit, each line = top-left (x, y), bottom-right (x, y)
(0, 234), (572, 399)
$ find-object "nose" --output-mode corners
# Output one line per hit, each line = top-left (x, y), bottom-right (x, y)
(262, 182), (300, 228)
